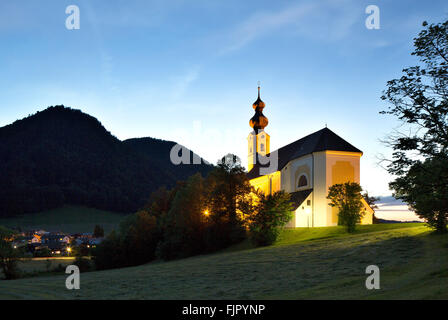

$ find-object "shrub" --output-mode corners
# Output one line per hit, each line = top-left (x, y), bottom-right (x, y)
(0, 226), (21, 280)
(74, 256), (92, 272)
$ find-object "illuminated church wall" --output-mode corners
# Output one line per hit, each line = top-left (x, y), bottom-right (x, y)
(281, 154), (313, 193)
(325, 151), (360, 226)
(294, 193), (313, 228)
(249, 171), (281, 196)
(312, 151), (328, 227)
(246, 86), (373, 228)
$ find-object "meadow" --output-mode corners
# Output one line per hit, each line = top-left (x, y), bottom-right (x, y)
(1, 222), (447, 299)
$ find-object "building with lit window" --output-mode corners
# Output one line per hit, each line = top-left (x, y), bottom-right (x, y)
(246, 87), (373, 227)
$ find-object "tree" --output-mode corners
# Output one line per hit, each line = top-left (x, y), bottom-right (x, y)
(380, 20), (448, 233)
(390, 157), (448, 231)
(248, 191), (293, 246)
(93, 225), (104, 238)
(156, 173), (207, 260)
(0, 226), (20, 280)
(92, 230), (125, 270)
(363, 191), (380, 223)
(95, 154), (257, 266)
(327, 182), (365, 233)
(143, 186), (176, 219)
(208, 154), (253, 222)
(204, 154), (254, 246)
(93, 210), (160, 270)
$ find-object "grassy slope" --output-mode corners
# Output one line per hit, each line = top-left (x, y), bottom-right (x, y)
(0, 206), (127, 234)
(1, 223), (447, 300)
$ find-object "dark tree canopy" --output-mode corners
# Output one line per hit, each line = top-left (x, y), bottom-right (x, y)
(94, 154), (257, 268)
(381, 20), (448, 232)
(93, 225), (104, 238)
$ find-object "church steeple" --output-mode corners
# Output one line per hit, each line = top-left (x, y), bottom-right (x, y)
(248, 84), (270, 171)
(249, 85), (268, 133)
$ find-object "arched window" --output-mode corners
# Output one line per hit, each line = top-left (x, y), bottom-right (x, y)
(298, 175), (308, 188)
(260, 143), (265, 152)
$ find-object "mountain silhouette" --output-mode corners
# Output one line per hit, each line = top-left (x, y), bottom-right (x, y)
(0, 105), (212, 217)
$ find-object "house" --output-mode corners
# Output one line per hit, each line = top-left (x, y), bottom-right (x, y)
(33, 242), (69, 256)
(31, 234), (42, 244)
(246, 86), (374, 227)
(41, 234), (71, 244)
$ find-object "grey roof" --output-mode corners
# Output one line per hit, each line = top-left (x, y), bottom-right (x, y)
(247, 127), (362, 179)
(289, 189), (313, 209)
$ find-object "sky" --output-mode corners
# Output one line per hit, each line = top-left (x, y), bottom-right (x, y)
(1, 0), (447, 214)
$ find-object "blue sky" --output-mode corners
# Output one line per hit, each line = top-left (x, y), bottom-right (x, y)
(1, 0), (448, 198)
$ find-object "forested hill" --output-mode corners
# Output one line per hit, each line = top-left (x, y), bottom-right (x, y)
(0, 105), (212, 217)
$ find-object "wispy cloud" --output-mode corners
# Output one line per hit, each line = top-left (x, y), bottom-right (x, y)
(171, 67), (200, 99)
(217, 0), (361, 55)
(221, 2), (317, 54)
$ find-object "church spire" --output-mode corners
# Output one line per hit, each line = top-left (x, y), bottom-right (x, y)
(247, 84), (270, 171)
(249, 84), (268, 133)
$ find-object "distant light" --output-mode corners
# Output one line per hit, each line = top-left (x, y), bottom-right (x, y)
(203, 209), (210, 216)
(67, 247), (72, 253)
(305, 207), (312, 215)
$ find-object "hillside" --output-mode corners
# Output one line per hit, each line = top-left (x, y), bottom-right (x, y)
(2, 223), (447, 299)
(0, 106), (212, 217)
(0, 206), (126, 234)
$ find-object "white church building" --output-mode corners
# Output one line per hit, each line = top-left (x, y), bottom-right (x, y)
(246, 87), (373, 227)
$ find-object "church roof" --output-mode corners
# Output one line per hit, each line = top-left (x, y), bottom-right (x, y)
(247, 127), (362, 179)
(289, 189), (313, 209)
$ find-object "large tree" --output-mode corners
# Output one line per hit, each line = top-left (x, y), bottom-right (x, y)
(205, 154), (254, 242)
(381, 20), (448, 233)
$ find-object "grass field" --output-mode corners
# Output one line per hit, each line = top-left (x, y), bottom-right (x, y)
(1, 223), (447, 300)
(0, 206), (128, 234)
(17, 258), (76, 274)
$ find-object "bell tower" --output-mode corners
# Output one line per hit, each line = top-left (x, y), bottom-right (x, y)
(248, 85), (270, 171)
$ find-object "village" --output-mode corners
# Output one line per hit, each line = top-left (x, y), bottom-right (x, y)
(7, 228), (104, 257)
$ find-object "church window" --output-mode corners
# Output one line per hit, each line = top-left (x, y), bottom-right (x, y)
(298, 175), (308, 188)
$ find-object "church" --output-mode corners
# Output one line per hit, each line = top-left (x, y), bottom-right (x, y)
(246, 86), (373, 227)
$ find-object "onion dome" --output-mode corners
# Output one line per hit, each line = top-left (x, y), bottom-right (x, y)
(249, 86), (268, 132)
